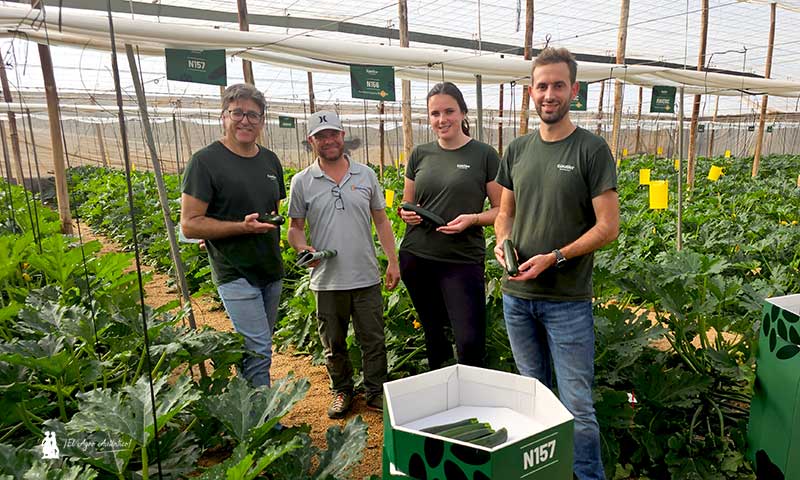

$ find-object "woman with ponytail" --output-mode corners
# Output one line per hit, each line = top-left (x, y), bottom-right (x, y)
(398, 81), (501, 369)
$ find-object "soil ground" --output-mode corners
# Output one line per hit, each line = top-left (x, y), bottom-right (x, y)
(80, 225), (383, 479)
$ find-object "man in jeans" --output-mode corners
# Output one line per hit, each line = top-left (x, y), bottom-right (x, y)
(494, 47), (619, 480)
(287, 110), (399, 419)
(181, 83), (285, 388)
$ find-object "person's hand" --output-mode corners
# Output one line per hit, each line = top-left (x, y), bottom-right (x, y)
(399, 205), (422, 225)
(509, 252), (556, 281)
(437, 213), (478, 234)
(493, 242), (506, 269)
(243, 212), (278, 234)
(384, 261), (400, 290)
(296, 245), (321, 268)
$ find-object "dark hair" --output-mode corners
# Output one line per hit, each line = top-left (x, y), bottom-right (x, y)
(533, 47), (578, 85)
(426, 82), (470, 136)
(221, 83), (267, 115)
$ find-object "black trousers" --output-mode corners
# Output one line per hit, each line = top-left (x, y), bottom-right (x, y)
(399, 251), (486, 369)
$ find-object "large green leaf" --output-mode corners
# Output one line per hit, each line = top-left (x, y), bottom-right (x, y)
(200, 375), (309, 445)
(313, 416), (369, 480)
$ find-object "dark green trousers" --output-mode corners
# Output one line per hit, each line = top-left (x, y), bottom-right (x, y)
(314, 283), (387, 398)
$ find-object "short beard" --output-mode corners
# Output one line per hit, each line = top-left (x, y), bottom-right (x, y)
(535, 101), (570, 125)
(317, 146), (344, 162)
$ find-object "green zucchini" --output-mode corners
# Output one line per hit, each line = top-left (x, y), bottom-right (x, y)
(453, 426), (495, 442)
(438, 422), (491, 438)
(471, 427), (508, 448)
(420, 418), (478, 434)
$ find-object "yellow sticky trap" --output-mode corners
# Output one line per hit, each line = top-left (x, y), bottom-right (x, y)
(622, 148), (628, 157)
(639, 169), (651, 186)
(708, 165), (723, 181)
(131, 163), (136, 172)
(657, 146), (663, 156)
(385, 189), (395, 208)
(396, 152), (405, 169)
(649, 180), (668, 210)
(674, 159), (680, 171)
(616, 158), (621, 168)
(724, 149), (731, 158)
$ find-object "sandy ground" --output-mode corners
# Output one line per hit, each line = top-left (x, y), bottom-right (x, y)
(78, 225), (382, 479)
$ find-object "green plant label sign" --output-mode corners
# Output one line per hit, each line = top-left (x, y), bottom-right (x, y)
(650, 86), (676, 113)
(165, 49), (227, 86)
(278, 116), (296, 128)
(697, 124), (705, 132)
(350, 65), (396, 101)
(767, 125), (773, 133)
(570, 82), (588, 111)
(748, 125), (756, 132)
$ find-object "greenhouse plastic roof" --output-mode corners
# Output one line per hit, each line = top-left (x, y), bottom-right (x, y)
(1, 0), (800, 114)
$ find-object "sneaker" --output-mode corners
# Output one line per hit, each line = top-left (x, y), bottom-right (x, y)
(365, 393), (383, 412)
(327, 391), (353, 419)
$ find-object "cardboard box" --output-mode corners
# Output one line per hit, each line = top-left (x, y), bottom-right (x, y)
(748, 293), (800, 479)
(382, 364), (574, 479)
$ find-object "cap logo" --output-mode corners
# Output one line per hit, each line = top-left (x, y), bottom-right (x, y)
(318, 115), (327, 123)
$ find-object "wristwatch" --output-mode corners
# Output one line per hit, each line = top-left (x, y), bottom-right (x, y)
(552, 249), (567, 268)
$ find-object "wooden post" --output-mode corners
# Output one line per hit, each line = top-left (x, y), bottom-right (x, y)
(475, 74), (483, 142)
(707, 95), (720, 157)
(634, 86), (643, 153)
(0, 50), (25, 185)
(237, 0), (255, 85)
(752, 2), (777, 177)
(398, 0), (413, 166)
(518, 0), (534, 136)
(687, 0), (709, 188)
(677, 87), (684, 251)
(307, 72), (316, 114)
(498, 83), (505, 155)
(181, 121), (193, 159)
(378, 102), (385, 179)
(125, 44), (198, 332)
(31, 0), (72, 234)
(596, 80), (606, 136)
(95, 123), (108, 167)
(610, 0), (630, 160)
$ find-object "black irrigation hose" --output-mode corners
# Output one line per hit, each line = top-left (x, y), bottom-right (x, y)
(104, 1), (164, 478)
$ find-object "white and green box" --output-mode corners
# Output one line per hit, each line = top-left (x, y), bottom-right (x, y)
(382, 364), (574, 479)
(748, 293), (800, 479)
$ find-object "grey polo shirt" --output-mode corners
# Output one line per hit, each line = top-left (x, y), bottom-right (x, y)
(288, 157), (385, 291)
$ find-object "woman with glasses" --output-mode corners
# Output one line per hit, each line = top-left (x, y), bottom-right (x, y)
(181, 83), (285, 388)
(399, 82), (501, 369)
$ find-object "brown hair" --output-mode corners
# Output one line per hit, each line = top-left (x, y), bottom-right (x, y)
(533, 47), (578, 84)
(426, 82), (470, 136)
(221, 83), (267, 115)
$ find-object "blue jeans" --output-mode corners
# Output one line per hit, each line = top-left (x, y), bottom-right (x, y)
(217, 278), (282, 387)
(502, 294), (605, 480)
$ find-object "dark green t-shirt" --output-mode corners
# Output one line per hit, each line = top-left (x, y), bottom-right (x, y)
(400, 139), (500, 264)
(495, 127), (616, 300)
(182, 141), (286, 287)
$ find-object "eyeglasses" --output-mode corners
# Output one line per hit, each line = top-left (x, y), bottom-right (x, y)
(331, 186), (344, 211)
(225, 109), (263, 122)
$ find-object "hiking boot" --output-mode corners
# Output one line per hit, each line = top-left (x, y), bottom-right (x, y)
(365, 393), (383, 412)
(327, 391), (353, 419)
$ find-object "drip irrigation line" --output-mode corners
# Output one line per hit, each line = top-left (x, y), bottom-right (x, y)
(104, 1), (164, 478)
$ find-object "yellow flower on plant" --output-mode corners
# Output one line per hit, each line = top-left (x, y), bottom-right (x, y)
(780, 220), (788, 225)
(413, 319), (422, 330)
(22, 273), (31, 282)
(22, 262), (29, 270)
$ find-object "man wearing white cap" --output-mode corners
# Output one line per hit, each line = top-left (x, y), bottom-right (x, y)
(287, 110), (400, 419)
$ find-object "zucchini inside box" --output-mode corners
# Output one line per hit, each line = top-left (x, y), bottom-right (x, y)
(382, 364), (574, 479)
